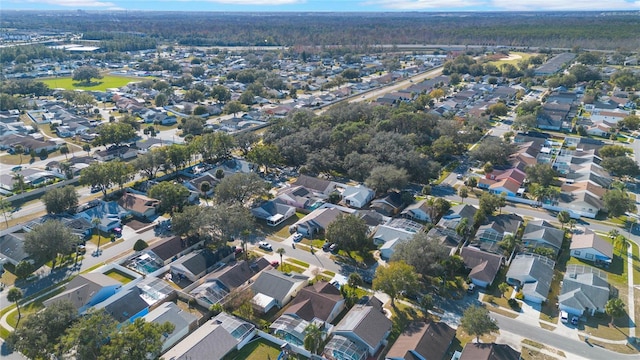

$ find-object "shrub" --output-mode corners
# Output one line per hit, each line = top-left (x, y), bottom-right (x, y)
(133, 239), (149, 251)
(485, 295), (495, 304)
(15, 260), (34, 279)
(210, 303), (224, 315)
(515, 291), (525, 300)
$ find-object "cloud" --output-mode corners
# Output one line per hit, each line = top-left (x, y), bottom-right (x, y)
(361, 0), (486, 9)
(25, 0), (116, 7)
(490, 0), (640, 10)
(201, 0), (305, 4)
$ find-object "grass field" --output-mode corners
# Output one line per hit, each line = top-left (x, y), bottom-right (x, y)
(485, 52), (534, 66)
(40, 75), (147, 91)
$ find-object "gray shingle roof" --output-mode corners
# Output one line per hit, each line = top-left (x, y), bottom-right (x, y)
(559, 272), (610, 312)
(251, 269), (308, 305)
(506, 254), (555, 301)
(335, 304), (392, 350)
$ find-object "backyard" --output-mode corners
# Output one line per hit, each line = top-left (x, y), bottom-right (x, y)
(224, 338), (283, 360)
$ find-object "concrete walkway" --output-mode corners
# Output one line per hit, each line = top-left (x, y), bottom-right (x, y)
(627, 242), (636, 339)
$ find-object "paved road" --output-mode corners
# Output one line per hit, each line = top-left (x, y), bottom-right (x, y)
(493, 312), (637, 360)
(350, 67), (444, 104)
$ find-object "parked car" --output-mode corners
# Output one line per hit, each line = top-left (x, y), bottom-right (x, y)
(329, 243), (337, 252)
(456, 174), (464, 180)
(571, 316), (579, 325)
(258, 241), (272, 251)
(467, 283), (476, 293)
(560, 311), (569, 323)
(322, 242), (333, 251)
(292, 233), (303, 242)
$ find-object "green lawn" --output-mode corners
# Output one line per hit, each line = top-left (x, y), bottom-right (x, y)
(40, 75), (149, 91)
(485, 52), (534, 67)
(104, 269), (135, 284)
(225, 338), (282, 360)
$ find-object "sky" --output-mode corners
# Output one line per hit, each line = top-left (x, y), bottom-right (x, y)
(3, 0), (640, 12)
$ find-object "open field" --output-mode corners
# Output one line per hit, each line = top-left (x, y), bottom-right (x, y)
(39, 75), (148, 91)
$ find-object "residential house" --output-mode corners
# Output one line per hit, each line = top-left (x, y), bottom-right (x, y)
(460, 246), (503, 288)
(401, 199), (433, 222)
(458, 343), (521, 360)
(506, 254), (555, 304)
(371, 191), (405, 216)
(185, 173), (218, 198)
(141, 302), (198, 351)
(189, 258), (271, 305)
(570, 231), (613, 265)
(437, 204), (478, 232)
(276, 185), (317, 210)
(559, 272), (610, 316)
(293, 175), (338, 197)
(341, 184), (375, 209)
(474, 214), (522, 254)
(0, 233), (29, 266)
(251, 199), (296, 226)
(44, 273), (122, 313)
(117, 192), (159, 219)
(97, 277), (175, 325)
(521, 220), (565, 256)
(375, 219), (423, 260)
(478, 168), (526, 197)
(162, 312), (255, 360)
(270, 281), (345, 346)
(93, 146), (138, 162)
(385, 321), (456, 360)
(75, 200), (129, 233)
(251, 269), (309, 313)
(323, 300), (393, 360)
(293, 207), (345, 238)
(170, 248), (233, 282)
(146, 235), (188, 266)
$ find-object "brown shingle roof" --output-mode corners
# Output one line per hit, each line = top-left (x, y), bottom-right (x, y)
(285, 281), (343, 322)
(385, 321), (455, 360)
(459, 343), (521, 360)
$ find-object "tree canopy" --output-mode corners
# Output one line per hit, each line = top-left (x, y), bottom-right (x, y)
(24, 220), (76, 269)
(325, 214), (370, 253)
(603, 189), (635, 217)
(460, 305), (499, 343)
(72, 66), (102, 84)
(148, 181), (190, 214)
(391, 232), (450, 280)
(42, 185), (78, 214)
(372, 260), (420, 306)
(214, 172), (269, 206)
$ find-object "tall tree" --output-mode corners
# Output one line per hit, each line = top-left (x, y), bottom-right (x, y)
(276, 247), (286, 269)
(213, 172), (269, 206)
(365, 164), (409, 194)
(148, 181), (190, 214)
(59, 309), (118, 360)
(392, 232), (450, 280)
(42, 185), (78, 214)
(614, 235), (630, 254)
(458, 186), (469, 203)
(246, 143), (282, 173)
(99, 318), (174, 360)
(200, 181), (212, 205)
(460, 305), (499, 343)
(304, 323), (324, 355)
(7, 300), (77, 360)
(7, 288), (23, 323)
(603, 189), (635, 217)
(372, 260), (420, 306)
(72, 66), (102, 84)
(24, 220), (76, 270)
(0, 197), (13, 229)
(93, 122), (136, 147)
(325, 214), (370, 253)
(557, 211), (571, 229)
(525, 163), (556, 187)
(605, 298), (626, 326)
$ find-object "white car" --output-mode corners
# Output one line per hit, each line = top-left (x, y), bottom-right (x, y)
(292, 233), (303, 242)
(258, 241), (272, 251)
(560, 311), (569, 323)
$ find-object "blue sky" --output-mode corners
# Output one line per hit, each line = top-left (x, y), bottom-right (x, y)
(4, 0), (640, 12)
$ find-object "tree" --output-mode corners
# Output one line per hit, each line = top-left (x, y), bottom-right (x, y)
(225, 100), (245, 117)
(200, 181), (212, 205)
(621, 115), (640, 131)
(276, 247), (286, 269)
(614, 235), (630, 254)
(460, 305), (499, 343)
(14, 260), (33, 279)
(459, 186), (469, 203)
(603, 189), (635, 217)
(60, 309), (118, 360)
(465, 176), (478, 188)
(601, 156), (640, 178)
(42, 185), (78, 214)
(0, 197), (13, 229)
(303, 323), (324, 355)
(482, 161), (494, 175)
(214, 172), (269, 206)
(498, 283), (510, 298)
(7, 300), (77, 360)
(72, 66), (102, 84)
(471, 137), (514, 166)
(82, 143), (91, 156)
(24, 220), (76, 270)
(478, 192), (502, 217)
(154, 92), (168, 107)
(498, 234), (517, 256)
(372, 261), (419, 306)
(133, 148), (167, 180)
(246, 143), (281, 173)
(13, 144), (24, 165)
(392, 232), (450, 280)
(605, 298), (626, 326)
(7, 288), (23, 323)
(148, 181), (190, 214)
(365, 164), (409, 194)
(512, 114), (538, 132)
(487, 102), (508, 117)
(526, 163), (556, 187)
(133, 239), (149, 251)
(93, 122), (136, 147)
(348, 272), (363, 288)
(557, 210), (571, 229)
(608, 229), (620, 238)
(59, 144), (69, 160)
(599, 145), (630, 158)
(99, 318), (174, 360)
(325, 214), (369, 253)
(12, 173), (25, 194)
